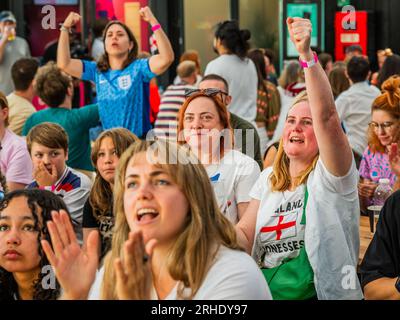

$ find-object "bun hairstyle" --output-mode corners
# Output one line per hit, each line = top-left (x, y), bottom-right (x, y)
(215, 21), (251, 59)
(368, 75), (400, 153)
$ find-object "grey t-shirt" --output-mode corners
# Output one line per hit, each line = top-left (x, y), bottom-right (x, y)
(0, 36), (31, 95)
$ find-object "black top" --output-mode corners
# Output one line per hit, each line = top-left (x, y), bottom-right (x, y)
(82, 198), (114, 261)
(360, 190), (400, 288)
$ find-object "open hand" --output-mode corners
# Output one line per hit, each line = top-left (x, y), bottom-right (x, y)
(41, 210), (99, 300)
(115, 231), (157, 300)
(287, 17), (312, 58)
(63, 12), (81, 28)
(34, 162), (58, 187)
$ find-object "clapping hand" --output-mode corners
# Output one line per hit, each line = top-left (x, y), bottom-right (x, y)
(41, 210), (99, 300)
(115, 231), (157, 300)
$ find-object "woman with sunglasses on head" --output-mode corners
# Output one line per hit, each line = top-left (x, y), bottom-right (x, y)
(57, 7), (174, 138)
(359, 76), (400, 214)
(178, 89), (260, 225)
(0, 189), (67, 300)
(41, 140), (272, 300)
(235, 18), (363, 300)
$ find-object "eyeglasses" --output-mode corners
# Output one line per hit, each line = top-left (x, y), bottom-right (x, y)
(184, 88), (228, 104)
(369, 121), (395, 131)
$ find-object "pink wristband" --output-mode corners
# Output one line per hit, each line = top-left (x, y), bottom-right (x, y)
(299, 52), (318, 69)
(151, 24), (161, 32)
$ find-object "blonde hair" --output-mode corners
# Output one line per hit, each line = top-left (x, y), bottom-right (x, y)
(101, 140), (240, 299)
(269, 91), (319, 192)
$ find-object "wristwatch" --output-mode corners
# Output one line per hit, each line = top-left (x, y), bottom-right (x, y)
(396, 276), (400, 293)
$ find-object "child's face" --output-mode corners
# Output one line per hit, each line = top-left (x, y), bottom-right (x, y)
(0, 196), (42, 274)
(30, 142), (67, 180)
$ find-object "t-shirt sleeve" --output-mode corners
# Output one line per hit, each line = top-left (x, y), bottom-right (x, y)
(81, 60), (97, 82)
(138, 59), (156, 83)
(82, 198), (99, 229)
(78, 104), (100, 128)
(249, 168), (271, 201)
(360, 192), (399, 287)
(5, 145), (33, 185)
(235, 159), (261, 203)
(22, 115), (33, 136)
(359, 148), (371, 180)
(315, 158), (358, 196)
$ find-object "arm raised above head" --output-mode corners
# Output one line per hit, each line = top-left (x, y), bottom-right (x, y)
(287, 17), (353, 177)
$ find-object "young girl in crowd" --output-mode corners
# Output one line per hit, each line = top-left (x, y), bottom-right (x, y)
(248, 48), (281, 155)
(82, 128), (138, 263)
(178, 91), (260, 224)
(41, 140), (272, 300)
(57, 7), (174, 138)
(0, 189), (67, 300)
(236, 17), (363, 300)
(358, 76), (400, 213)
(205, 20), (257, 124)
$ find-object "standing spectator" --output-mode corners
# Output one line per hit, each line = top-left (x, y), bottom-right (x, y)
(318, 52), (333, 76)
(174, 50), (203, 87)
(0, 11), (31, 95)
(57, 8), (174, 138)
(154, 61), (197, 140)
(336, 56), (381, 167)
(7, 58), (38, 136)
(345, 44), (363, 62)
(0, 92), (32, 192)
(22, 62), (99, 177)
(263, 48), (278, 86)
(248, 48), (281, 154)
(25, 123), (92, 243)
(198, 74), (263, 169)
(205, 20), (258, 124)
(370, 48), (393, 86)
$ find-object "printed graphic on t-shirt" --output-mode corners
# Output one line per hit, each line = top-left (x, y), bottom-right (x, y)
(98, 215), (114, 241)
(253, 190), (306, 269)
(118, 75), (132, 90)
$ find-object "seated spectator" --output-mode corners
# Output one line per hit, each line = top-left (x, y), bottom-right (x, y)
(25, 122), (92, 243)
(359, 76), (400, 214)
(0, 92), (32, 191)
(154, 61), (197, 140)
(22, 62), (99, 178)
(0, 189), (66, 300)
(360, 190), (400, 300)
(83, 128), (138, 264)
(7, 58), (38, 136)
(42, 140), (272, 300)
(329, 64), (350, 100)
(173, 49), (203, 87)
(178, 90), (260, 224)
(198, 74), (263, 169)
(318, 52), (333, 76)
(336, 56), (381, 167)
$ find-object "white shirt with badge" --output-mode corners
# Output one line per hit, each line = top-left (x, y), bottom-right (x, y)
(205, 150), (260, 224)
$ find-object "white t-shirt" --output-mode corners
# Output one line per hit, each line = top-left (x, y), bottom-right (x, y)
(205, 150), (260, 224)
(88, 246), (272, 300)
(205, 55), (258, 123)
(250, 183), (306, 269)
(335, 82), (381, 156)
(249, 159), (363, 299)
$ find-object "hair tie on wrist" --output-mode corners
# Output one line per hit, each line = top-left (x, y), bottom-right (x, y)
(151, 24), (161, 32)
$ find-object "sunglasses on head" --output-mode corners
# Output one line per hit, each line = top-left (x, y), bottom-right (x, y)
(184, 88), (228, 101)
